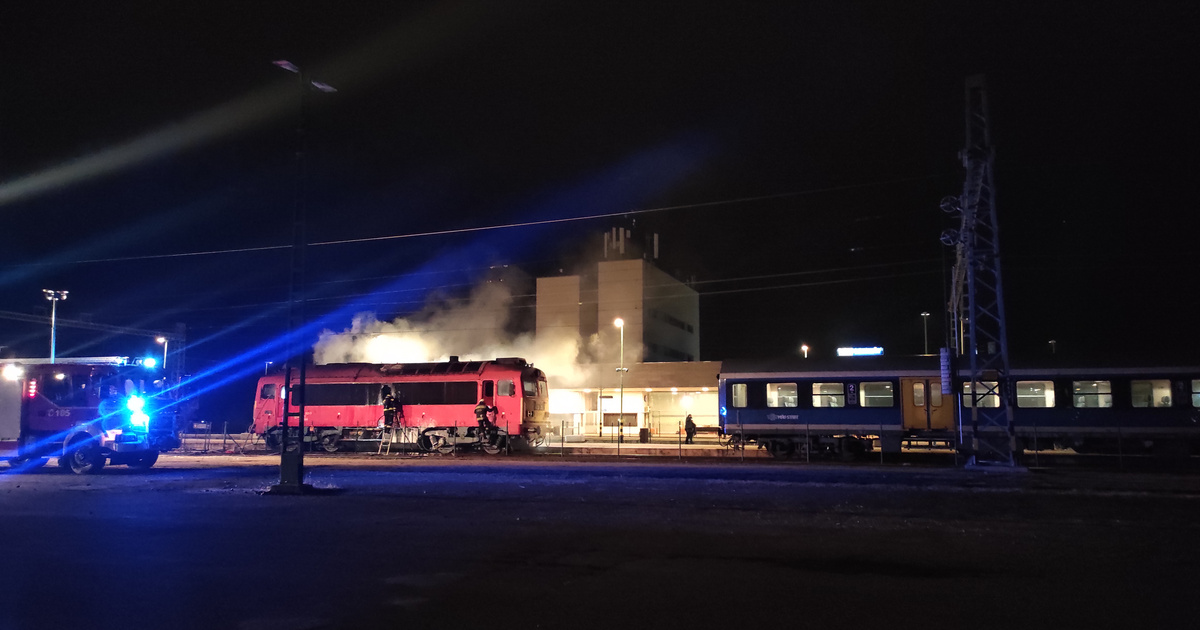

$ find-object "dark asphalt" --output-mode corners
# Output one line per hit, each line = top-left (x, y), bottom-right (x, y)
(2, 456), (1198, 629)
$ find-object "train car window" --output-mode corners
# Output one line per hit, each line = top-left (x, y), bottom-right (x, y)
(731, 383), (748, 408)
(911, 382), (944, 407)
(766, 383), (798, 407)
(498, 380), (515, 397)
(812, 383), (845, 408)
(1072, 381), (1112, 408)
(859, 382), (894, 407)
(1130, 379), (1171, 408)
(1193, 380), (1200, 408)
(961, 382), (1000, 408)
(1015, 381), (1055, 408)
(260, 384), (277, 400)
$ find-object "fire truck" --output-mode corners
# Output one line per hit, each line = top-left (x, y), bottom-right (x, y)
(1, 357), (180, 474)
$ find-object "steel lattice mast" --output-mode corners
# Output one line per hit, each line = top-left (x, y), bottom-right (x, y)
(942, 75), (1016, 466)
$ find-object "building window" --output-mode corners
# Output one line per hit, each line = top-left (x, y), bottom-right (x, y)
(1015, 381), (1055, 408)
(1131, 379), (1172, 408)
(859, 382), (894, 407)
(961, 382), (1000, 408)
(812, 383), (845, 408)
(767, 383), (798, 408)
(1073, 381), (1112, 408)
(1193, 380), (1200, 408)
(731, 383), (748, 408)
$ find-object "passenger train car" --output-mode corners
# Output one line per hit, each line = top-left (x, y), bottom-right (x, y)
(718, 357), (1200, 459)
(250, 357), (550, 453)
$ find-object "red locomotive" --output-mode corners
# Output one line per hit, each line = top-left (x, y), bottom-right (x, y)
(250, 357), (550, 453)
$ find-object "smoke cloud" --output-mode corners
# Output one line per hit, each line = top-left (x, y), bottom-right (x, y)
(313, 281), (625, 388)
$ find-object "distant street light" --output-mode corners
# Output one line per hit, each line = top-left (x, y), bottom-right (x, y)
(800, 344), (809, 359)
(43, 289), (68, 363)
(920, 312), (931, 355)
(156, 336), (169, 369)
(265, 361), (274, 375)
(1048, 340), (1057, 355)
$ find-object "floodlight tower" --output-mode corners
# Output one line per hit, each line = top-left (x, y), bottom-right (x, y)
(941, 75), (1016, 466)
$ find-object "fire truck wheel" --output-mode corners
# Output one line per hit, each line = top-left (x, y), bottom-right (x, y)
(128, 451), (159, 469)
(7, 456), (47, 470)
(66, 437), (105, 475)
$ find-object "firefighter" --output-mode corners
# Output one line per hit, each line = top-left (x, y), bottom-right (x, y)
(475, 398), (492, 435)
(381, 386), (398, 429)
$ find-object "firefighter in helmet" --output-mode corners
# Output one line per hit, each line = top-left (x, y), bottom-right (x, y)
(381, 386), (398, 429)
(475, 398), (492, 435)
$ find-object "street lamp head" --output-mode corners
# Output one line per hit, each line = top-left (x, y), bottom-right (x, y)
(273, 59), (300, 73)
(156, 336), (167, 344)
(613, 318), (624, 328)
(920, 312), (930, 317)
(43, 289), (68, 301)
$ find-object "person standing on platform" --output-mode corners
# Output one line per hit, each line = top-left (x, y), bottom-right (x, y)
(684, 414), (697, 444)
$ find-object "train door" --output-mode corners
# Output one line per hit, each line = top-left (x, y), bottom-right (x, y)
(901, 377), (954, 431)
(252, 378), (285, 433)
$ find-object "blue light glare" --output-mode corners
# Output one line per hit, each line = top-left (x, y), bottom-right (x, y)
(126, 396), (145, 412)
(143, 357), (158, 368)
(129, 411), (150, 428)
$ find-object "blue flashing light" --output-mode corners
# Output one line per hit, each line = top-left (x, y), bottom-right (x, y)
(126, 395), (145, 412)
(143, 357), (158, 368)
(130, 411), (150, 429)
(720, 406), (727, 417)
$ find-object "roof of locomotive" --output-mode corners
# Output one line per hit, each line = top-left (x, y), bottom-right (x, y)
(269, 357), (534, 380)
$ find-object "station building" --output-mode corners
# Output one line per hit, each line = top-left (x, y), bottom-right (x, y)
(536, 227), (720, 440)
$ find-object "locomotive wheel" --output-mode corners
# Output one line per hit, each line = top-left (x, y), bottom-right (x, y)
(263, 431), (282, 453)
(434, 436), (455, 455)
(416, 435), (433, 452)
(319, 433), (340, 453)
(128, 451), (159, 469)
(481, 437), (506, 455)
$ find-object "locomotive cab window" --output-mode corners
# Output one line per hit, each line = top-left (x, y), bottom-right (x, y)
(766, 383), (798, 407)
(730, 383), (748, 408)
(961, 382), (1000, 408)
(1131, 379), (1171, 408)
(1073, 381), (1112, 408)
(1016, 381), (1055, 408)
(812, 383), (845, 408)
(260, 384), (277, 400)
(498, 380), (515, 397)
(522, 378), (537, 397)
(859, 382), (894, 407)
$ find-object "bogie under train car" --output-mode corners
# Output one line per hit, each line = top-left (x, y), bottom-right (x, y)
(251, 357), (550, 453)
(719, 358), (1200, 459)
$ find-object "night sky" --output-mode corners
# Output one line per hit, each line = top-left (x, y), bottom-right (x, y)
(2, 2), (1198, 418)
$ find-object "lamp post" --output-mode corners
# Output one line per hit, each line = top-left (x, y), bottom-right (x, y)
(270, 59), (336, 495)
(800, 344), (809, 359)
(43, 290), (68, 363)
(265, 361), (274, 375)
(614, 318), (627, 444)
(156, 336), (169, 368)
(920, 312), (931, 355)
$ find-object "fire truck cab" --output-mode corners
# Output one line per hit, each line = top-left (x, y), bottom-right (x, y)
(1, 358), (180, 474)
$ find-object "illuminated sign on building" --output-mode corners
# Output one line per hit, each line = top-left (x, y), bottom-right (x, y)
(836, 347), (884, 357)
